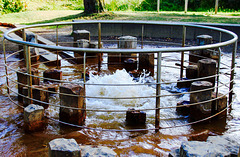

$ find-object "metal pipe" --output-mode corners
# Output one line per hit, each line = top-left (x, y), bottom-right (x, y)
(185, 0), (188, 13)
(98, 23), (102, 72)
(229, 41), (237, 105)
(56, 25), (59, 69)
(180, 26), (186, 78)
(155, 52), (162, 132)
(26, 45), (33, 104)
(4, 21), (238, 54)
(141, 25), (144, 49)
(83, 52), (86, 84)
(3, 39), (10, 94)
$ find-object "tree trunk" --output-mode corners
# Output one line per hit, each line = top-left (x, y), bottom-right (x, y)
(84, 0), (104, 14)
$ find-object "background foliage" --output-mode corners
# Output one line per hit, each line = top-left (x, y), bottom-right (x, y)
(1, 0), (240, 15)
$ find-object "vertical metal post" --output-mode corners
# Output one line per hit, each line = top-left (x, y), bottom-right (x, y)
(229, 41), (237, 105)
(214, 47), (221, 114)
(23, 29), (33, 104)
(184, 0), (188, 13)
(219, 32), (222, 43)
(83, 52), (86, 84)
(155, 52), (162, 133)
(215, 0), (219, 14)
(141, 25), (144, 49)
(157, 0), (160, 12)
(3, 39), (9, 94)
(180, 26), (186, 79)
(26, 45), (33, 104)
(98, 23), (102, 72)
(56, 25), (59, 69)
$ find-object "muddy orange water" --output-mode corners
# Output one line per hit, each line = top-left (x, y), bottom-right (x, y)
(0, 48), (240, 156)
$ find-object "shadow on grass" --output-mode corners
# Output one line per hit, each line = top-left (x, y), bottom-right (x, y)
(23, 12), (115, 25)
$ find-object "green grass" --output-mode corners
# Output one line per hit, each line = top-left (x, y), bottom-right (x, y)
(1, 10), (239, 25)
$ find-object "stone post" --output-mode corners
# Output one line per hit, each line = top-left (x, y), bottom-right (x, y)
(124, 58), (137, 72)
(198, 59), (217, 87)
(59, 84), (86, 125)
(22, 85), (49, 108)
(32, 85), (49, 109)
(139, 53), (154, 76)
(190, 81), (213, 122)
(43, 69), (62, 83)
(74, 39), (89, 64)
(73, 30), (90, 47)
(186, 65), (198, 79)
(189, 35), (213, 63)
(17, 67), (40, 102)
(118, 36), (137, 63)
(212, 92), (227, 119)
(24, 104), (44, 132)
(49, 138), (81, 157)
(126, 108), (146, 125)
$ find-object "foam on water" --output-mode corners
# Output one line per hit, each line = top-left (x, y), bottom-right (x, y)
(86, 69), (178, 116)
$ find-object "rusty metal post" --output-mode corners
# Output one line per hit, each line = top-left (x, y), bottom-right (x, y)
(155, 52), (162, 133)
(56, 25), (59, 69)
(215, 0), (219, 14)
(141, 25), (144, 49)
(98, 23), (102, 72)
(3, 39), (9, 94)
(180, 26), (186, 79)
(229, 41), (237, 105)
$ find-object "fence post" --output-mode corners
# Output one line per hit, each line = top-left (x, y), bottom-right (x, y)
(98, 22), (102, 72)
(23, 29), (33, 104)
(215, 0), (219, 14)
(157, 0), (160, 12)
(185, 0), (188, 13)
(155, 52), (162, 133)
(56, 25), (59, 69)
(229, 41), (237, 105)
(180, 26), (186, 79)
(3, 39), (9, 94)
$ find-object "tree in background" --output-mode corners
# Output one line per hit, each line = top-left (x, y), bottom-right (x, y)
(84, 0), (104, 14)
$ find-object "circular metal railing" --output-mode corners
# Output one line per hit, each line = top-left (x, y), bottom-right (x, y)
(3, 20), (238, 132)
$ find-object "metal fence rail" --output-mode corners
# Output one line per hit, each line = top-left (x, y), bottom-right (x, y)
(3, 20), (238, 133)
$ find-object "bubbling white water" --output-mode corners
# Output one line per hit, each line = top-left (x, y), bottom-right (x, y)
(86, 69), (178, 116)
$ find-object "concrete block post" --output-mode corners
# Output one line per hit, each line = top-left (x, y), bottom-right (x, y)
(186, 65), (198, 80)
(24, 104), (44, 132)
(43, 69), (62, 83)
(212, 92), (227, 119)
(126, 108), (146, 125)
(139, 53), (155, 76)
(124, 58), (137, 72)
(17, 67), (40, 102)
(74, 39), (89, 64)
(32, 85), (49, 109)
(73, 30), (90, 47)
(198, 59), (217, 87)
(59, 84), (86, 125)
(22, 85), (49, 108)
(189, 35), (213, 63)
(190, 81), (213, 122)
(48, 138), (81, 157)
(118, 36), (137, 63)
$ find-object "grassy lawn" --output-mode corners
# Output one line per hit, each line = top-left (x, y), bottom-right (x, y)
(0, 10), (240, 25)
